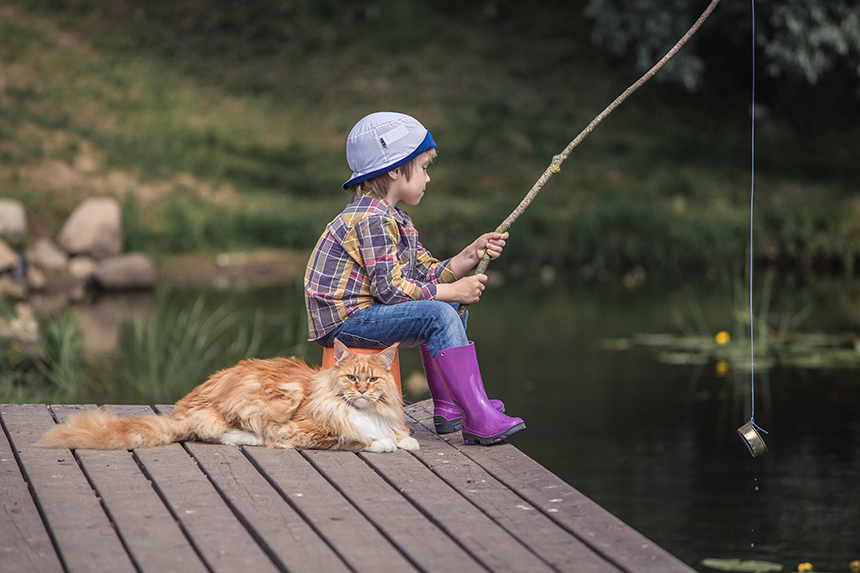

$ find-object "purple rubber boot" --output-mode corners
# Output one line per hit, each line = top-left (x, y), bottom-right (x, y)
(420, 344), (505, 434)
(434, 342), (525, 445)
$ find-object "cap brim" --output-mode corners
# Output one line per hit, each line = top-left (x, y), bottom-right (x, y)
(343, 131), (436, 190)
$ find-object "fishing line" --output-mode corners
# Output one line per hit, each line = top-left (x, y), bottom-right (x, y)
(738, 0), (768, 457)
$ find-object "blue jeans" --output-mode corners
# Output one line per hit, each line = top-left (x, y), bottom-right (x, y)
(318, 301), (468, 358)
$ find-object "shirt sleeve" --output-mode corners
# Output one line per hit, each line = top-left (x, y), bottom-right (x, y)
(415, 242), (457, 284)
(346, 214), (438, 304)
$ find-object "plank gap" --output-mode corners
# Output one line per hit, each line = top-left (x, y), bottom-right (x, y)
(70, 447), (144, 572)
(240, 446), (355, 572)
(129, 447), (214, 572)
(185, 442), (310, 573)
(300, 449), (433, 573)
(0, 406), (66, 573)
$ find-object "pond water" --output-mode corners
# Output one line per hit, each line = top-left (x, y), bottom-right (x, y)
(464, 280), (860, 573)
(82, 278), (860, 572)
(513, 358), (860, 573)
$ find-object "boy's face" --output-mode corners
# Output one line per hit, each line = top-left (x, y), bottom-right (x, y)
(386, 151), (433, 207)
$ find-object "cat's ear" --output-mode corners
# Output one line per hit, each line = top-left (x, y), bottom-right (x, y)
(333, 339), (353, 364)
(376, 343), (398, 370)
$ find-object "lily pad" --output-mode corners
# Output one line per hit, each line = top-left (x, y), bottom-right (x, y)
(701, 558), (783, 572)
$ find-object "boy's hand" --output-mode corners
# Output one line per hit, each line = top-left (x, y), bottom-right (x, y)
(472, 231), (508, 262)
(449, 232), (509, 279)
(457, 274), (488, 304)
(435, 274), (487, 304)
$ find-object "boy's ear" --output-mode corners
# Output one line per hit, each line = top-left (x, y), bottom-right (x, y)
(387, 168), (402, 180)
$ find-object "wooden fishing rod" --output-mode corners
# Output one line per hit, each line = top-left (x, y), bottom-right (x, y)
(462, 0), (722, 315)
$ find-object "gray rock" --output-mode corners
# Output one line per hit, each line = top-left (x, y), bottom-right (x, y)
(0, 275), (27, 300)
(69, 255), (97, 282)
(57, 197), (122, 260)
(26, 266), (47, 291)
(92, 253), (154, 290)
(0, 238), (18, 273)
(27, 238), (68, 271)
(0, 199), (27, 244)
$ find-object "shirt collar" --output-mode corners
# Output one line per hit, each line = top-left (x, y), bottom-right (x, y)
(360, 191), (409, 225)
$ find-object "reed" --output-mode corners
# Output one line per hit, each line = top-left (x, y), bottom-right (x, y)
(37, 310), (92, 400)
(5, 286), (308, 405)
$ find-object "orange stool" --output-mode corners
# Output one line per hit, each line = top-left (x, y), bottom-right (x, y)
(322, 346), (402, 395)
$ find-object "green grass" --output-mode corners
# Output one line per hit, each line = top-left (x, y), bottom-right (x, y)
(2, 0), (860, 281)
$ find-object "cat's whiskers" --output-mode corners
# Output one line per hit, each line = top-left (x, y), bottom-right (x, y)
(344, 387), (381, 409)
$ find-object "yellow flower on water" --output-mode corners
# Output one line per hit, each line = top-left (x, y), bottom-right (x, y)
(715, 360), (729, 377)
(715, 331), (730, 345)
(849, 560), (860, 573)
(797, 563), (813, 572)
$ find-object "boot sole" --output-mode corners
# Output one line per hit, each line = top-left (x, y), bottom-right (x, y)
(434, 403), (505, 435)
(434, 416), (462, 434)
(462, 421), (526, 446)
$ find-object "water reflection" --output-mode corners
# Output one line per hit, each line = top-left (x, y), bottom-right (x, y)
(75, 280), (860, 572)
(77, 291), (154, 354)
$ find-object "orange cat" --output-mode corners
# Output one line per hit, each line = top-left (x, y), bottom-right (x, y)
(37, 340), (419, 452)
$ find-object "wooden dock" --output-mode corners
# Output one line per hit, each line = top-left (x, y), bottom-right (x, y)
(1, 400), (694, 573)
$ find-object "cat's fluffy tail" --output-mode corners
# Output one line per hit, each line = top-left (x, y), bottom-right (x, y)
(36, 408), (190, 450)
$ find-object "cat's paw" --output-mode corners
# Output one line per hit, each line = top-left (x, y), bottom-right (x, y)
(220, 430), (264, 447)
(365, 438), (397, 452)
(396, 436), (420, 451)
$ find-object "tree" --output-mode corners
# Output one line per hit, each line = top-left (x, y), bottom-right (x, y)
(763, 0), (860, 85)
(584, 0), (860, 129)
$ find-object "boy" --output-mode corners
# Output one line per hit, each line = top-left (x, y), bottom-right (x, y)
(304, 112), (524, 445)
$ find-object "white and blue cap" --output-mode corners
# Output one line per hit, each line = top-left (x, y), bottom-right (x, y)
(343, 112), (436, 189)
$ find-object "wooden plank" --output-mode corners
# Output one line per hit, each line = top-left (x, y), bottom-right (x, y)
(185, 442), (351, 573)
(247, 446), (420, 573)
(133, 441), (280, 572)
(49, 405), (208, 573)
(359, 446), (556, 572)
(303, 448), (488, 573)
(400, 406), (621, 573)
(0, 409), (63, 573)
(0, 404), (136, 573)
(0, 400), (696, 573)
(406, 401), (695, 573)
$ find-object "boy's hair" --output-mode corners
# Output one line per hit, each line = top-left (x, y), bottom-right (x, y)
(348, 148), (437, 201)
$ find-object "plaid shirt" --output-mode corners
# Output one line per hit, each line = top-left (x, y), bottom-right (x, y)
(304, 192), (456, 341)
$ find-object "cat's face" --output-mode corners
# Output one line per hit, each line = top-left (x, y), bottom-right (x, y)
(331, 341), (398, 410)
(332, 353), (396, 409)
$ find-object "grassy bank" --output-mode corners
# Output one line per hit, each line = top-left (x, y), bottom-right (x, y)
(1, 1), (859, 282)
